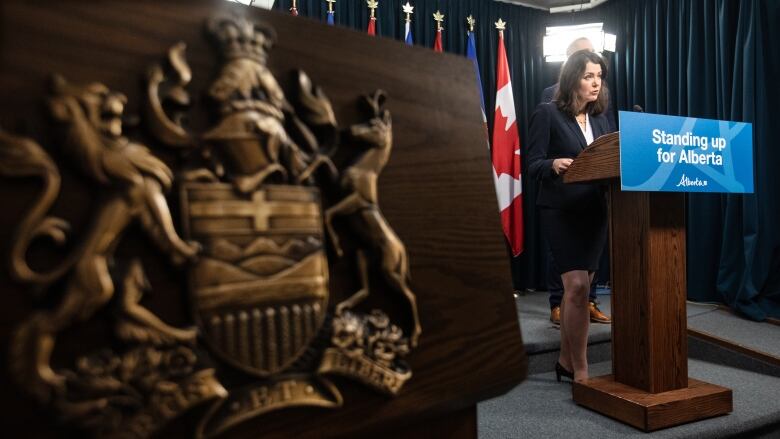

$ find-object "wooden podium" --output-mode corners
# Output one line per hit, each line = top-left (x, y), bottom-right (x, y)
(564, 133), (732, 431)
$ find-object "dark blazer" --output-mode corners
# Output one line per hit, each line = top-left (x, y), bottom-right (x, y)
(527, 102), (612, 209)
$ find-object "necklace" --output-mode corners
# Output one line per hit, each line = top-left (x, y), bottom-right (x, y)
(576, 114), (587, 129)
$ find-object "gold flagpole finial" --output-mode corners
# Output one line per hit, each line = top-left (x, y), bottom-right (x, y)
(495, 18), (506, 33)
(402, 2), (414, 23)
(466, 15), (476, 33)
(367, 0), (378, 19)
(327, 0), (336, 13)
(433, 10), (444, 31)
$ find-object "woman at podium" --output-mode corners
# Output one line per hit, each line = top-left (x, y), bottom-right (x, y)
(526, 50), (615, 383)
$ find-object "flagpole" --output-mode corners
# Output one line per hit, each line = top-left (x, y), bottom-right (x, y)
(403, 2), (414, 45)
(367, 0), (378, 36)
(432, 10), (444, 52)
(326, 0), (335, 25)
(465, 15), (486, 124)
(289, 0), (298, 16)
(495, 17), (506, 35)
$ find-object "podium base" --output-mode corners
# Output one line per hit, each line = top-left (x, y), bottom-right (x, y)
(573, 375), (732, 431)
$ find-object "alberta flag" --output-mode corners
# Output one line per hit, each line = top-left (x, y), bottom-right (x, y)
(492, 31), (524, 256)
(405, 21), (413, 45)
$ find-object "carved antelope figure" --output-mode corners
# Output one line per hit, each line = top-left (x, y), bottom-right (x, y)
(325, 91), (421, 347)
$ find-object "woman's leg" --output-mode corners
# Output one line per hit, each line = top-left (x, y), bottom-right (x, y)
(559, 269), (591, 381)
(558, 301), (572, 371)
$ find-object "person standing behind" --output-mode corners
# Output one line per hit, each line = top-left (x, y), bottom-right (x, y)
(527, 50), (614, 382)
(541, 37), (612, 326)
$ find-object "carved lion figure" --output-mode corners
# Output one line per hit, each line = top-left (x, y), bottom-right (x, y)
(2, 76), (200, 403)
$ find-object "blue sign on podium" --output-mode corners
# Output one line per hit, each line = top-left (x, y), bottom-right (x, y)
(619, 111), (754, 193)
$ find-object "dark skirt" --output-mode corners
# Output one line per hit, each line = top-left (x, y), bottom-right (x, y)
(540, 203), (607, 275)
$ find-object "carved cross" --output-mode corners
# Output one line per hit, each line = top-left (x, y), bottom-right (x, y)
(189, 190), (319, 232)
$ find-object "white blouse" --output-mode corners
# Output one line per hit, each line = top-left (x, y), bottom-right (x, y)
(580, 113), (594, 145)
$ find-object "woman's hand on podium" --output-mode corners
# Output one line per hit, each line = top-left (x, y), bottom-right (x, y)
(553, 158), (573, 175)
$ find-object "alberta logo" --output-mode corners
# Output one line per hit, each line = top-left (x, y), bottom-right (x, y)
(676, 173), (708, 187)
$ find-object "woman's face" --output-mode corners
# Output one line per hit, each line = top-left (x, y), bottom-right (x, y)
(578, 61), (602, 104)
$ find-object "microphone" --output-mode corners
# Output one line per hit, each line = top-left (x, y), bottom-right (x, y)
(633, 105), (644, 112)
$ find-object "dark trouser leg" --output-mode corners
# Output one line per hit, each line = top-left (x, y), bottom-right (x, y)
(547, 246), (564, 308)
(591, 239), (610, 302)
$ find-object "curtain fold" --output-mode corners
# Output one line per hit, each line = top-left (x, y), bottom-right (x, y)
(272, 0), (780, 319)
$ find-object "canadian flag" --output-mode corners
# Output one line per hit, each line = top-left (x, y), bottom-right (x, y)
(492, 31), (524, 256)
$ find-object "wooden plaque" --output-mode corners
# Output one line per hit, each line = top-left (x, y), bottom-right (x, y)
(0, 1), (526, 438)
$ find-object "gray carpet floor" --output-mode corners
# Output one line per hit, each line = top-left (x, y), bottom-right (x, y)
(478, 291), (780, 438)
(687, 302), (780, 359)
(478, 358), (780, 439)
(515, 292), (780, 360)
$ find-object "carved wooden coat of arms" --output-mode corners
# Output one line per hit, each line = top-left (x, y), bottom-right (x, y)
(1, 15), (420, 438)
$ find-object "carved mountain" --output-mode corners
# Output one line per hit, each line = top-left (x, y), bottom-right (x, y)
(238, 254), (297, 276)
(192, 257), (259, 287)
(241, 237), (289, 257)
(209, 239), (244, 262)
(242, 236), (321, 259)
(208, 237), (323, 264)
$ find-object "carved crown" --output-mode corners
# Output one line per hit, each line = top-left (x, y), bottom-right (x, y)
(207, 16), (277, 63)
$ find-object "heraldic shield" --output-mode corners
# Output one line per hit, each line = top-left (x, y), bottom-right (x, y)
(181, 182), (328, 377)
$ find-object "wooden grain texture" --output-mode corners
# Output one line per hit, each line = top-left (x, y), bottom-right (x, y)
(563, 132), (620, 183)
(647, 193), (688, 392)
(367, 405), (477, 439)
(610, 188), (652, 391)
(0, 2), (526, 438)
(609, 190), (687, 393)
(573, 376), (733, 431)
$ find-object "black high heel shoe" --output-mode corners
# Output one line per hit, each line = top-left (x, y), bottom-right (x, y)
(555, 362), (574, 382)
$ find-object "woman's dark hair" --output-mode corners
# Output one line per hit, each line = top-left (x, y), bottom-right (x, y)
(554, 50), (609, 117)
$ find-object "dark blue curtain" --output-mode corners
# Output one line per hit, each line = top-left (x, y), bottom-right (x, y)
(275, 0), (780, 319)
(563, 0), (780, 320)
